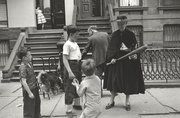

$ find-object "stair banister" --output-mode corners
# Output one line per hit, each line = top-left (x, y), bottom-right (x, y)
(2, 29), (27, 82)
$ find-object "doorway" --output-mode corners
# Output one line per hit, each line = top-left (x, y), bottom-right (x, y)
(79, 0), (104, 19)
(36, 0), (65, 29)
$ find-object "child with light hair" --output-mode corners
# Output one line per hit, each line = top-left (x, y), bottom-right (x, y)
(73, 59), (101, 118)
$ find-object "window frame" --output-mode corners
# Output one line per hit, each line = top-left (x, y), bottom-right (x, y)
(163, 24), (180, 48)
(118, 0), (142, 7)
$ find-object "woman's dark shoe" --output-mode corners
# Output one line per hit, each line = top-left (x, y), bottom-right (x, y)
(66, 111), (73, 114)
(125, 104), (131, 111)
(73, 105), (82, 110)
(105, 101), (115, 110)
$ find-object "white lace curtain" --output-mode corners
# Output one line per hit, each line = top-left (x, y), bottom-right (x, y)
(119, 0), (140, 6)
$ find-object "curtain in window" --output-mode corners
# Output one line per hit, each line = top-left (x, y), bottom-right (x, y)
(0, 40), (9, 67)
(127, 26), (143, 46)
(164, 25), (180, 42)
(0, 3), (7, 21)
(119, 0), (139, 6)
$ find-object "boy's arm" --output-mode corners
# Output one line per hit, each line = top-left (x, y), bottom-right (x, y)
(21, 78), (34, 99)
(76, 83), (87, 97)
(77, 86), (87, 97)
(72, 79), (86, 97)
(63, 55), (75, 79)
(19, 65), (34, 99)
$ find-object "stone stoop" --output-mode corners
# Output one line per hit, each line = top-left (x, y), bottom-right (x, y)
(10, 29), (64, 81)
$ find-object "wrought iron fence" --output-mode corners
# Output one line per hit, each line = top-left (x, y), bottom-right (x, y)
(34, 48), (180, 83)
(141, 48), (180, 82)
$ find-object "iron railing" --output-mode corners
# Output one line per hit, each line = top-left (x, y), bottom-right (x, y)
(141, 48), (180, 82)
(33, 48), (180, 83)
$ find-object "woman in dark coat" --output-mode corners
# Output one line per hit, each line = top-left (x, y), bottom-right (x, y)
(104, 15), (145, 111)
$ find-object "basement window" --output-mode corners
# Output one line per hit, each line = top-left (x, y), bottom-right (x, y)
(163, 24), (180, 47)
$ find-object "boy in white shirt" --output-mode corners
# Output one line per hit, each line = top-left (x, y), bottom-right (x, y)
(62, 25), (82, 114)
(73, 59), (101, 118)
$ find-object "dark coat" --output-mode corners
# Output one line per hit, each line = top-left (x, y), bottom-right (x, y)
(82, 32), (110, 66)
(104, 28), (145, 95)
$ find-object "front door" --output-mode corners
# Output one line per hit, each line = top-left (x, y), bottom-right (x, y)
(36, 0), (65, 29)
(79, 0), (104, 19)
(51, 0), (65, 29)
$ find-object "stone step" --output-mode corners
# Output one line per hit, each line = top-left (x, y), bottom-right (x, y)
(28, 31), (63, 37)
(79, 27), (111, 33)
(27, 36), (62, 42)
(78, 26), (111, 30)
(77, 37), (89, 42)
(77, 41), (88, 47)
(31, 52), (59, 58)
(25, 41), (58, 47)
(77, 22), (110, 27)
(31, 29), (63, 33)
(77, 18), (110, 22)
(30, 46), (58, 53)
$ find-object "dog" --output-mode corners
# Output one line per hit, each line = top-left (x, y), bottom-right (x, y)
(38, 70), (64, 99)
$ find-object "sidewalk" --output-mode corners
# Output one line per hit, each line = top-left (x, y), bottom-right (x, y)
(0, 81), (180, 118)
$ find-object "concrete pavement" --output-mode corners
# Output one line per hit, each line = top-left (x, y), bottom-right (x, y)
(0, 81), (180, 118)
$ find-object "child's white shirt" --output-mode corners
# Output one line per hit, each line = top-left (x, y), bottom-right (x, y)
(77, 75), (101, 110)
(63, 40), (81, 60)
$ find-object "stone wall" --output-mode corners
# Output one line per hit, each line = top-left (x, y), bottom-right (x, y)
(112, 0), (180, 48)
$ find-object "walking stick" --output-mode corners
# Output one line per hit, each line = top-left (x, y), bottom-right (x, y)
(106, 45), (148, 66)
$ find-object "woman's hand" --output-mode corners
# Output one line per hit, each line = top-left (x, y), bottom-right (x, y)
(129, 54), (137, 60)
(72, 78), (79, 86)
(110, 59), (117, 64)
(124, 48), (131, 52)
(29, 92), (34, 99)
(68, 71), (75, 79)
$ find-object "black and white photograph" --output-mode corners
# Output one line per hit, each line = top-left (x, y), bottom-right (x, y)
(0, 0), (180, 118)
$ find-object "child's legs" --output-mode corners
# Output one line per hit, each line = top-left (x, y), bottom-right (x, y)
(23, 91), (35, 118)
(65, 89), (74, 111)
(37, 24), (42, 30)
(42, 24), (44, 29)
(66, 104), (73, 112)
(74, 97), (81, 106)
(64, 79), (74, 111)
(33, 87), (41, 118)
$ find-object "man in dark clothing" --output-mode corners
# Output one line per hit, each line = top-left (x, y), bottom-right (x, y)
(82, 25), (110, 96)
(104, 16), (145, 111)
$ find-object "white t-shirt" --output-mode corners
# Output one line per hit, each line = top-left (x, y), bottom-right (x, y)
(63, 40), (82, 60)
(78, 75), (101, 110)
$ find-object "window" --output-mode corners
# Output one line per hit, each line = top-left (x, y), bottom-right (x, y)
(0, 40), (9, 68)
(163, 24), (180, 47)
(127, 26), (143, 47)
(119, 0), (141, 6)
(160, 0), (180, 6)
(0, 0), (7, 27)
